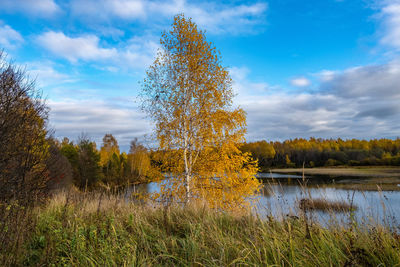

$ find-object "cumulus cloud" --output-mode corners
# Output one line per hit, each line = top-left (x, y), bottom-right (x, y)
(380, 1), (400, 50)
(70, 0), (146, 21)
(316, 70), (336, 82)
(0, 0), (60, 17)
(48, 99), (152, 149)
(118, 35), (160, 70)
(244, 93), (400, 141)
(36, 31), (158, 70)
(290, 77), (311, 87)
(230, 66), (270, 101)
(167, 1), (268, 34)
(70, 0), (268, 35)
(243, 93), (349, 141)
(234, 61), (400, 141)
(321, 60), (400, 99)
(45, 60), (400, 148)
(36, 32), (118, 63)
(25, 61), (74, 87)
(0, 24), (23, 49)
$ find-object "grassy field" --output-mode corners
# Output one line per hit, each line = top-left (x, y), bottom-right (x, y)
(2, 190), (400, 266)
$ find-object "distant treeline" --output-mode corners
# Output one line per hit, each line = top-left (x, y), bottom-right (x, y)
(57, 134), (161, 190)
(240, 138), (400, 170)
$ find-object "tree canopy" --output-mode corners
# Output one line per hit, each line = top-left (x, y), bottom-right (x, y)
(241, 138), (400, 170)
(141, 14), (260, 210)
(0, 52), (50, 204)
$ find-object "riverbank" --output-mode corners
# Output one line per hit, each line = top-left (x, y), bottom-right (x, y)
(2, 191), (400, 266)
(272, 166), (400, 178)
(268, 167), (400, 191)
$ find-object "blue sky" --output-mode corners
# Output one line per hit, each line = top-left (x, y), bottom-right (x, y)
(1, 0), (400, 150)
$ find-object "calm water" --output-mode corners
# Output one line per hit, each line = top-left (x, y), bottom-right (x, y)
(131, 173), (400, 226)
(255, 173), (400, 227)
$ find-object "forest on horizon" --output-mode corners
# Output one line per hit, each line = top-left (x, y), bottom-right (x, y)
(50, 134), (400, 191)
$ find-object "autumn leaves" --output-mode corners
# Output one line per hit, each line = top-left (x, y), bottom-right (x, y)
(141, 15), (260, 211)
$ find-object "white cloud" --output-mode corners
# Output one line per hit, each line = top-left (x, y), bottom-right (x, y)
(0, 0), (60, 17)
(107, 0), (146, 19)
(45, 60), (400, 146)
(36, 31), (159, 70)
(380, 1), (400, 49)
(70, 0), (146, 21)
(169, 1), (268, 34)
(290, 77), (311, 87)
(243, 93), (349, 141)
(118, 35), (160, 70)
(0, 24), (23, 49)
(25, 61), (74, 87)
(316, 70), (336, 82)
(321, 60), (400, 99)
(70, 0), (268, 35)
(230, 66), (269, 99)
(48, 99), (152, 149)
(36, 31), (118, 63)
(230, 62), (400, 141)
(243, 92), (400, 141)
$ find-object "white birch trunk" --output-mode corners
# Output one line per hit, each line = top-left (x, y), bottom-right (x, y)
(184, 130), (191, 204)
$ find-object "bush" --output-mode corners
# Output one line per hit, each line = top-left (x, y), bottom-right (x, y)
(0, 52), (50, 265)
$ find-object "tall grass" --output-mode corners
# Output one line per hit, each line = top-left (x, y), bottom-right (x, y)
(3, 190), (399, 266)
(299, 197), (357, 212)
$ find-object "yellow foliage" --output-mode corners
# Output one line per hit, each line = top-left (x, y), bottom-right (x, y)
(99, 134), (120, 166)
(127, 150), (154, 183)
(141, 14), (260, 212)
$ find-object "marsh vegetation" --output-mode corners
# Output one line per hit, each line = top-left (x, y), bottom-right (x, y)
(2, 190), (400, 266)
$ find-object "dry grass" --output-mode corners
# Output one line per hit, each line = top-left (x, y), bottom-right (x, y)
(1, 189), (399, 266)
(48, 188), (137, 214)
(299, 198), (357, 212)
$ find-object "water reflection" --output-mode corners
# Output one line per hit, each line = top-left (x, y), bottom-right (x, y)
(256, 173), (400, 227)
(127, 173), (400, 226)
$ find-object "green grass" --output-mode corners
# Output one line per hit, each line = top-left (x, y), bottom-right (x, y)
(3, 191), (400, 266)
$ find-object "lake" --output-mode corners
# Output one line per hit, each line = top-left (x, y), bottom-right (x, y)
(255, 173), (400, 227)
(131, 172), (400, 226)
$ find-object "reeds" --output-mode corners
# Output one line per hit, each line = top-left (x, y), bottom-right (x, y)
(299, 198), (357, 212)
(3, 189), (399, 266)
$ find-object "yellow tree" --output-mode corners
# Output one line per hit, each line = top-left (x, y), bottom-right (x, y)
(127, 138), (156, 183)
(141, 14), (260, 211)
(99, 134), (121, 185)
(100, 133), (120, 166)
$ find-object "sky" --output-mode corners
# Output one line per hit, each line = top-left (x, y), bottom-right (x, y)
(1, 0), (400, 151)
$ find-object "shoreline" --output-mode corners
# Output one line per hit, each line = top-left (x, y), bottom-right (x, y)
(270, 166), (400, 178)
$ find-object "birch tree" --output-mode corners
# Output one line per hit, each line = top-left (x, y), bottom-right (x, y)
(141, 15), (260, 211)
